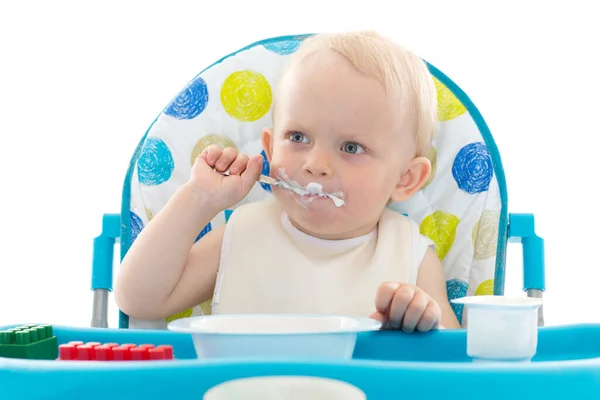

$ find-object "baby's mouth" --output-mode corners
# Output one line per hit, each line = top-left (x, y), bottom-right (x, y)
(275, 169), (345, 208)
(301, 192), (327, 201)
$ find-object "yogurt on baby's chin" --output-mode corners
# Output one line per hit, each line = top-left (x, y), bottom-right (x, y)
(305, 182), (323, 194)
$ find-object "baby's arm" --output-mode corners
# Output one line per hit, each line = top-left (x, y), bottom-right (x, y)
(115, 145), (263, 321)
(415, 247), (461, 329)
(114, 184), (224, 320)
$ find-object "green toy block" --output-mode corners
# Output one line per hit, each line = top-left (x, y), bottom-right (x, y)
(0, 324), (58, 360)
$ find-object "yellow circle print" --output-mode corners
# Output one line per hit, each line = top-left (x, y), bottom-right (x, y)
(221, 70), (272, 122)
(475, 279), (494, 296)
(434, 77), (466, 122)
(191, 134), (237, 165)
(420, 211), (460, 261)
(199, 299), (212, 316)
(165, 308), (193, 323)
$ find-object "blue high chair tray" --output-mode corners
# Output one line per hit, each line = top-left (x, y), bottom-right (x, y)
(1, 323), (600, 399)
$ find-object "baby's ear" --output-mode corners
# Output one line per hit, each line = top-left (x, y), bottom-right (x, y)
(390, 156), (432, 203)
(261, 128), (274, 161)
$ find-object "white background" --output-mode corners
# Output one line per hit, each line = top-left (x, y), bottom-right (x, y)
(0, 0), (598, 328)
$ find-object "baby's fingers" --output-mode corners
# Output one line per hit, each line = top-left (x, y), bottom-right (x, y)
(415, 302), (441, 332)
(228, 153), (250, 175)
(369, 311), (387, 325)
(200, 144), (224, 168)
(215, 147), (238, 172)
(374, 282), (400, 314)
(370, 311), (398, 330)
(388, 285), (415, 329)
(400, 291), (429, 333)
(239, 154), (263, 193)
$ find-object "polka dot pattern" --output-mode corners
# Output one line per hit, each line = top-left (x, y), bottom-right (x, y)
(190, 134), (237, 166)
(420, 211), (460, 261)
(195, 223), (212, 243)
(446, 279), (468, 323)
(472, 210), (500, 260)
(452, 142), (493, 194)
(130, 211), (144, 243)
(165, 76), (209, 119)
(475, 279), (494, 296)
(434, 76), (467, 121)
(165, 308), (193, 323)
(263, 40), (301, 55)
(220, 70), (272, 122)
(125, 35), (503, 328)
(199, 300), (212, 315)
(137, 137), (175, 186)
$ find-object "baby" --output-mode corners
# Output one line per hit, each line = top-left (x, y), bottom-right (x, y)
(115, 31), (461, 332)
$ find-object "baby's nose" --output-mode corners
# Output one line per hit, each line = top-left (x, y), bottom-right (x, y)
(306, 166), (329, 176)
(303, 153), (332, 177)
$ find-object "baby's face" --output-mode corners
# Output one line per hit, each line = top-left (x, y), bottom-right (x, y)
(262, 50), (422, 240)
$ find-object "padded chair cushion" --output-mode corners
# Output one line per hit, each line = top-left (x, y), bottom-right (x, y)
(122, 35), (507, 329)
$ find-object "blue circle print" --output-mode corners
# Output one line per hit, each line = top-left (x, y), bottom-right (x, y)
(165, 76), (209, 119)
(263, 40), (301, 55)
(452, 142), (493, 194)
(130, 211), (144, 243)
(260, 150), (272, 192)
(137, 137), (175, 186)
(195, 223), (212, 243)
(446, 279), (468, 324)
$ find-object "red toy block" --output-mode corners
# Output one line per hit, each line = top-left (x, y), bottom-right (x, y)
(112, 346), (131, 361)
(130, 347), (149, 360)
(149, 348), (167, 360)
(157, 345), (174, 359)
(58, 344), (77, 360)
(58, 341), (174, 361)
(76, 345), (94, 360)
(94, 346), (113, 361)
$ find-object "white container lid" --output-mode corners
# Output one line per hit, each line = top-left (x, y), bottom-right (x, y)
(168, 314), (382, 335)
(452, 295), (543, 309)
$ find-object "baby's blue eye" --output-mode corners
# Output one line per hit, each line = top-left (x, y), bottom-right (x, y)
(289, 132), (308, 143)
(342, 142), (365, 154)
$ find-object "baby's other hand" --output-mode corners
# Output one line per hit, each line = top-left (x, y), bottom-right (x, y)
(189, 144), (263, 211)
(370, 282), (441, 333)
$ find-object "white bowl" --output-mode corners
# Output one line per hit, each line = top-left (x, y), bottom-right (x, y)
(452, 295), (543, 362)
(167, 314), (381, 359)
(204, 376), (367, 400)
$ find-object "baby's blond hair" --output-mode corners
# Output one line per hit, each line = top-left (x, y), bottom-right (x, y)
(279, 31), (438, 157)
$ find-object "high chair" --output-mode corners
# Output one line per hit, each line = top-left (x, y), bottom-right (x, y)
(88, 33), (546, 330)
